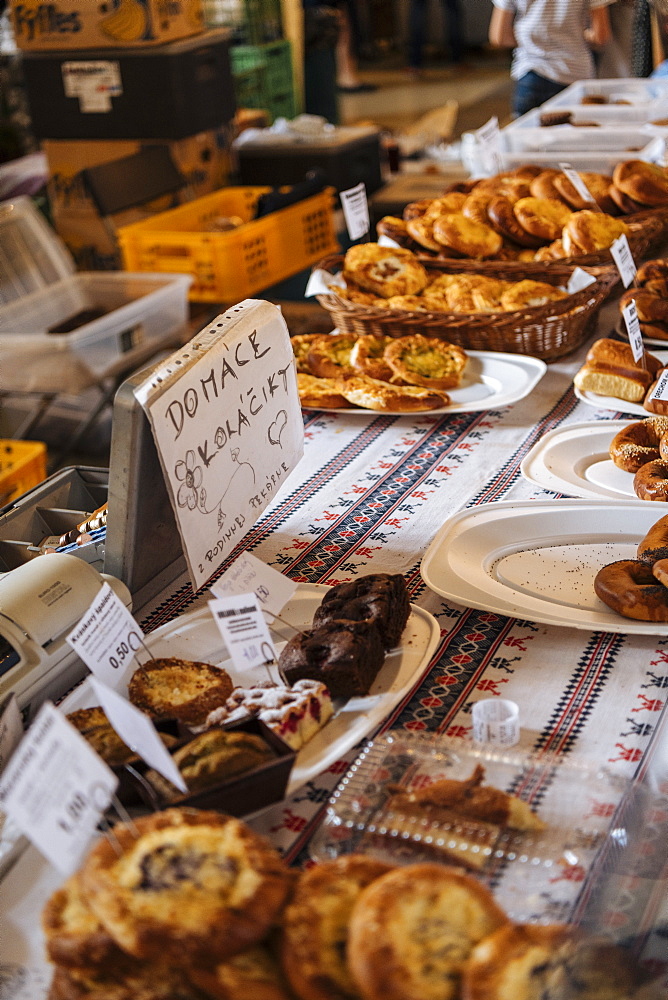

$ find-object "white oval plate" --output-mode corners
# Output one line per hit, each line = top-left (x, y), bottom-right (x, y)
(303, 350), (547, 415)
(520, 420), (648, 500)
(573, 349), (668, 416)
(58, 584), (440, 797)
(421, 498), (668, 634)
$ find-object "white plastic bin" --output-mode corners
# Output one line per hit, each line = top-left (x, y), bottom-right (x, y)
(540, 77), (668, 109)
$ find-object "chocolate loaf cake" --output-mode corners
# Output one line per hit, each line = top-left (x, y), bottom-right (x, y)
(311, 573), (410, 650)
(278, 619), (385, 699)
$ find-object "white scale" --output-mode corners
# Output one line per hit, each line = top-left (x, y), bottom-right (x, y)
(0, 552), (131, 720)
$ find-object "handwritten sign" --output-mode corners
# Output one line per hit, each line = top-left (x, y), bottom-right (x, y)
(135, 301), (304, 591)
(211, 552), (297, 618)
(0, 702), (117, 875)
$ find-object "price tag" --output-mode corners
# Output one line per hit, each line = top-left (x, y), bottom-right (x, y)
(65, 582), (144, 690)
(646, 367), (668, 404)
(89, 679), (187, 794)
(340, 182), (370, 241)
(622, 297), (645, 363)
(208, 594), (278, 675)
(567, 267), (597, 294)
(558, 162), (601, 210)
(474, 116), (502, 175)
(0, 693), (23, 776)
(0, 702), (117, 875)
(211, 552), (297, 619)
(611, 233), (637, 287)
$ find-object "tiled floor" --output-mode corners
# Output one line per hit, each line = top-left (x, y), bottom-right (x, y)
(337, 47), (514, 137)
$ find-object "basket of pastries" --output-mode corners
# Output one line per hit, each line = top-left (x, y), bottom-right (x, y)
(375, 159), (668, 272)
(314, 242), (619, 361)
(618, 257), (668, 342)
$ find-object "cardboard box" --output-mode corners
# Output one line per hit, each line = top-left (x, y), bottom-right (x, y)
(44, 130), (233, 267)
(10, 0), (204, 51)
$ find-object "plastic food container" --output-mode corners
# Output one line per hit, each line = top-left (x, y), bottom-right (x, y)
(0, 197), (192, 392)
(540, 77), (668, 109)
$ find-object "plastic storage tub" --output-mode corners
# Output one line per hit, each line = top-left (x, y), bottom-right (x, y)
(118, 185), (339, 302)
(540, 77), (668, 109)
(0, 196), (192, 392)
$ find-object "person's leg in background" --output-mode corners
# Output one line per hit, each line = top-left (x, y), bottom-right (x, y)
(407, 0), (428, 76)
(442, 0), (465, 65)
(336, 0), (377, 91)
(512, 70), (566, 117)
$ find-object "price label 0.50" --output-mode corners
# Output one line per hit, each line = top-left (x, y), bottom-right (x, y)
(0, 702), (117, 875)
(66, 582), (145, 691)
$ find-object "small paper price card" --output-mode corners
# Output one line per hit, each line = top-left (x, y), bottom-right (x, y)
(90, 679), (187, 793)
(558, 162), (601, 210)
(211, 552), (297, 619)
(0, 702), (117, 875)
(622, 296), (645, 363)
(65, 582), (145, 691)
(611, 233), (637, 287)
(340, 181), (370, 241)
(209, 593), (278, 676)
(646, 367), (668, 405)
(567, 266), (597, 294)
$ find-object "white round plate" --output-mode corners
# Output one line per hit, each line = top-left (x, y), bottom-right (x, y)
(303, 350), (546, 415)
(521, 419), (648, 500)
(420, 498), (668, 634)
(58, 584), (441, 796)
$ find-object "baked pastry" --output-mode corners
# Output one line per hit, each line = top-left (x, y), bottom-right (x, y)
(552, 170), (616, 213)
(203, 680), (334, 750)
(405, 216), (443, 253)
(529, 169), (568, 202)
(312, 572), (410, 650)
(461, 923), (651, 1000)
(640, 321), (668, 341)
(539, 110), (572, 126)
(47, 960), (210, 1000)
(562, 209), (629, 255)
(334, 285), (383, 306)
(499, 279), (568, 312)
(375, 215), (411, 245)
(608, 416), (668, 472)
(278, 618), (386, 699)
(513, 197), (572, 242)
(644, 371), (668, 415)
(297, 373), (348, 409)
(637, 512), (668, 564)
(307, 333), (358, 379)
(432, 213), (503, 259)
(532, 238), (567, 261)
(461, 191), (494, 226)
(42, 875), (122, 971)
(66, 707), (176, 768)
(636, 259), (668, 286)
(189, 945), (295, 1000)
(594, 559), (668, 620)
(573, 338), (662, 403)
(633, 459), (668, 501)
(280, 856), (395, 1000)
(383, 334), (467, 390)
(128, 658), (233, 727)
(143, 729), (275, 803)
(347, 864), (508, 1000)
(350, 334), (397, 381)
(620, 288), (668, 325)
(343, 244), (429, 298)
(486, 195), (545, 248)
(581, 93), (606, 103)
(335, 374), (450, 412)
(613, 159), (668, 206)
(290, 334), (323, 374)
(608, 183), (646, 215)
(380, 294), (432, 311)
(423, 192), (468, 216)
(78, 808), (291, 965)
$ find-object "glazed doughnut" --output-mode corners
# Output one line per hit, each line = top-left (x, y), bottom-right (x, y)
(608, 416), (668, 472)
(637, 513), (668, 563)
(594, 559), (668, 621)
(633, 459), (668, 501)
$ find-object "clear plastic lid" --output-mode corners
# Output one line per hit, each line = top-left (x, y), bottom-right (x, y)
(0, 196), (73, 306)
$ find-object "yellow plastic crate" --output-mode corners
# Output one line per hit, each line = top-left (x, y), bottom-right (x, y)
(0, 439), (48, 506)
(118, 186), (340, 302)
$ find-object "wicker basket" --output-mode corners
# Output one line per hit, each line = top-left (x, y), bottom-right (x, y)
(315, 256), (620, 362)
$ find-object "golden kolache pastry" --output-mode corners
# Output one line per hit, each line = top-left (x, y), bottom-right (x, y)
(562, 209), (629, 255)
(343, 244), (429, 298)
(432, 213), (504, 259)
(346, 863), (508, 1000)
(47, 959), (211, 1000)
(78, 808), (292, 966)
(280, 855), (395, 1000)
(297, 373), (348, 409)
(512, 197), (572, 242)
(499, 279), (568, 312)
(307, 333), (358, 379)
(350, 333), (397, 382)
(128, 657), (233, 728)
(42, 874), (122, 972)
(461, 923), (654, 1000)
(384, 334), (467, 390)
(335, 374), (450, 412)
(188, 944), (295, 1000)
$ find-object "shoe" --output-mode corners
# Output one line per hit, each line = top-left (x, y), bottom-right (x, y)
(337, 82), (377, 93)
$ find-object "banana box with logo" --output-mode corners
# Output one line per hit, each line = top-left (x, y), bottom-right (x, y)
(9, 0), (204, 50)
